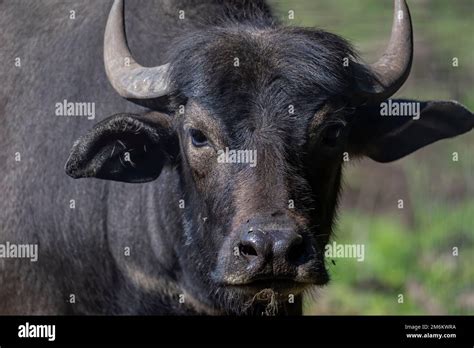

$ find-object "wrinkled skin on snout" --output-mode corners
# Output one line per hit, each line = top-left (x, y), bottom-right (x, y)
(65, 1), (474, 315)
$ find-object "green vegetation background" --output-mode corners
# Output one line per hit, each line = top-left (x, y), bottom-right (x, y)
(269, 0), (474, 314)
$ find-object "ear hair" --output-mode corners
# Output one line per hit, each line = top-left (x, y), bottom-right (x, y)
(348, 99), (473, 162)
(65, 112), (178, 183)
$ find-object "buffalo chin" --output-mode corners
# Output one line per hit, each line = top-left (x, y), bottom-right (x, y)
(216, 282), (310, 315)
(229, 280), (310, 296)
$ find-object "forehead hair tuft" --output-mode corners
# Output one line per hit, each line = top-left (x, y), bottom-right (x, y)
(168, 25), (357, 110)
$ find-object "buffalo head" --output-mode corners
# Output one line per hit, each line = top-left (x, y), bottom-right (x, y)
(65, 0), (473, 314)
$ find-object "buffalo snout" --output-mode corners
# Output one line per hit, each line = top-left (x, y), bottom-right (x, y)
(237, 224), (308, 274)
(213, 214), (326, 290)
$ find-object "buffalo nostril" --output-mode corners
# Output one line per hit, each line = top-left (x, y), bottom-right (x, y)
(286, 235), (306, 264)
(239, 243), (258, 257)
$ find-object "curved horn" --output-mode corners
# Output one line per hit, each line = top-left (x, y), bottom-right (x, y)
(104, 0), (172, 99)
(354, 0), (413, 103)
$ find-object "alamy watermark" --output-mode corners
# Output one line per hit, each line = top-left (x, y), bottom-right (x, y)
(325, 242), (365, 262)
(55, 99), (95, 120)
(18, 322), (55, 341)
(380, 100), (420, 120)
(0, 241), (38, 262)
(217, 147), (257, 167)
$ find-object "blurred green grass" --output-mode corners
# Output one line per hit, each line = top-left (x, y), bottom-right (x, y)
(268, 0), (474, 314)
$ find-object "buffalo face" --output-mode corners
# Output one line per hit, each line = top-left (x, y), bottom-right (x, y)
(65, 0), (474, 314)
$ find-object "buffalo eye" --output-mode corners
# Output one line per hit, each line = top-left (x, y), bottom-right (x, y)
(189, 128), (209, 147)
(321, 124), (345, 148)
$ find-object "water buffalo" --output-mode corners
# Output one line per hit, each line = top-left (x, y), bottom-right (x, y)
(0, 0), (472, 315)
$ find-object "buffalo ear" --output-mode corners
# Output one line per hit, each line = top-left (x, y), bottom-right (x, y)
(348, 99), (474, 163)
(65, 112), (178, 183)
